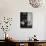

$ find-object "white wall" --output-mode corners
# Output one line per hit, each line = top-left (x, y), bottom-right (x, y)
(0, 0), (46, 40)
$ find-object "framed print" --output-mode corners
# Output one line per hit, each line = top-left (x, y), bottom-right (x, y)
(20, 12), (33, 28)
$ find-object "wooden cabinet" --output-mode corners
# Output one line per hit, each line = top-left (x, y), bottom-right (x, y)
(5, 39), (46, 46)
(0, 40), (46, 46)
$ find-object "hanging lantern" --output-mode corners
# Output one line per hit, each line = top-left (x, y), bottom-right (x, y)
(29, 0), (43, 8)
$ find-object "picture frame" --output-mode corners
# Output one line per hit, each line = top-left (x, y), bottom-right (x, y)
(20, 12), (33, 28)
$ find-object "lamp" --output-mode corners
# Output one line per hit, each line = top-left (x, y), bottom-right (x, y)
(29, 0), (45, 8)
